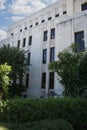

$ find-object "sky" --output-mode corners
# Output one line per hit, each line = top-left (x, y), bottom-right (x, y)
(0, 0), (58, 41)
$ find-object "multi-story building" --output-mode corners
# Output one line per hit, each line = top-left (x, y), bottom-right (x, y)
(0, 0), (87, 98)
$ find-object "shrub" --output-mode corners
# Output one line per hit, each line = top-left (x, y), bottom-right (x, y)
(0, 119), (73, 130)
(0, 98), (87, 130)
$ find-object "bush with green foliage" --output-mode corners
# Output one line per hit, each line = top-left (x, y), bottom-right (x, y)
(0, 98), (87, 130)
(0, 45), (28, 97)
(0, 119), (73, 130)
(0, 63), (11, 100)
(49, 43), (87, 97)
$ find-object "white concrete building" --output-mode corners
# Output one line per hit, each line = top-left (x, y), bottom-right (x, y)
(0, 0), (87, 98)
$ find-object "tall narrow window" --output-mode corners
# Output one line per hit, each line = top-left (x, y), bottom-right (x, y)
(23, 38), (26, 47)
(29, 36), (32, 45)
(28, 52), (31, 65)
(43, 31), (48, 41)
(26, 74), (29, 88)
(8, 44), (10, 48)
(50, 47), (55, 62)
(41, 73), (46, 89)
(17, 40), (20, 49)
(51, 28), (55, 39)
(81, 3), (87, 11)
(75, 31), (85, 52)
(43, 49), (47, 64)
(49, 72), (54, 89)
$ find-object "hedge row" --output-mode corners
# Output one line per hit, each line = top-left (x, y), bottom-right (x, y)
(0, 119), (73, 130)
(0, 98), (87, 130)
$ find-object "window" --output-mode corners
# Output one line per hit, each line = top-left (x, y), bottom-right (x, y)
(81, 3), (87, 11)
(43, 31), (48, 41)
(51, 28), (55, 39)
(35, 22), (38, 25)
(26, 74), (29, 88)
(42, 20), (45, 23)
(48, 17), (52, 20)
(28, 52), (31, 65)
(30, 25), (33, 28)
(29, 36), (32, 45)
(50, 47), (55, 62)
(20, 29), (22, 32)
(55, 14), (59, 17)
(49, 72), (54, 89)
(23, 38), (26, 47)
(11, 33), (13, 36)
(17, 40), (20, 49)
(25, 27), (27, 30)
(41, 73), (46, 89)
(43, 49), (47, 64)
(63, 11), (67, 14)
(75, 31), (85, 52)
(8, 44), (10, 48)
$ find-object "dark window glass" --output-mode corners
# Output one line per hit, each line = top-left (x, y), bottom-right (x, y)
(43, 49), (47, 64)
(49, 72), (54, 89)
(28, 52), (31, 65)
(35, 22), (38, 25)
(23, 38), (26, 47)
(41, 73), (46, 89)
(51, 28), (55, 39)
(29, 36), (32, 45)
(75, 31), (85, 52)
(55, 14), (59, 17)
(48, 17), (52, 20)
(26, 74), (29, 88)
(8, 44), (10, 48)
(30, 25), (33, 28)
(63, 11), (67, 14)
(17, 40), (20, 49)
(25, 27), (27, 30)
(42, 20), (45, 23)
(20, 29), (22, 32)
(11, 33), (13, 36)
(43, 31), (48, 41)
(50, 47), (55, 62)
(81, 3), (87, 11)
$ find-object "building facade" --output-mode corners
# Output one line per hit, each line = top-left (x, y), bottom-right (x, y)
(0, 0), (87, 98)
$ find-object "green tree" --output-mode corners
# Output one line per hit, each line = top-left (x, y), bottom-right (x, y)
(0, 45), (28, 97)
(0, 63), (11, 99)
(49, 43), (87, 97)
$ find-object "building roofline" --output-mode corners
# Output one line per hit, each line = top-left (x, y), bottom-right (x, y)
(8, 0), (59, 28)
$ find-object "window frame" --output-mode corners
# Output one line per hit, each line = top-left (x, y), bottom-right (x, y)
(28, 52), (31, 65)
(43, 30), (48, 41)
(43, 49), (47, 64)
(23, 38), (26, 47)
(17, 40), (20, 49)
(75, 31), (85, 52)
(49, 72), (54, 89)
(29, 36), (32, 45)
(51, 28), (55, 39)
(81, 3), (87, 11)
(41, 72), (46, 89)
(26, 74), (29, 88)
(50, 47), (55, 62)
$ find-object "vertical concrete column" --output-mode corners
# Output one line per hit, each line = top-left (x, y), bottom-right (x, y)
(66, 0), (74, 16)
